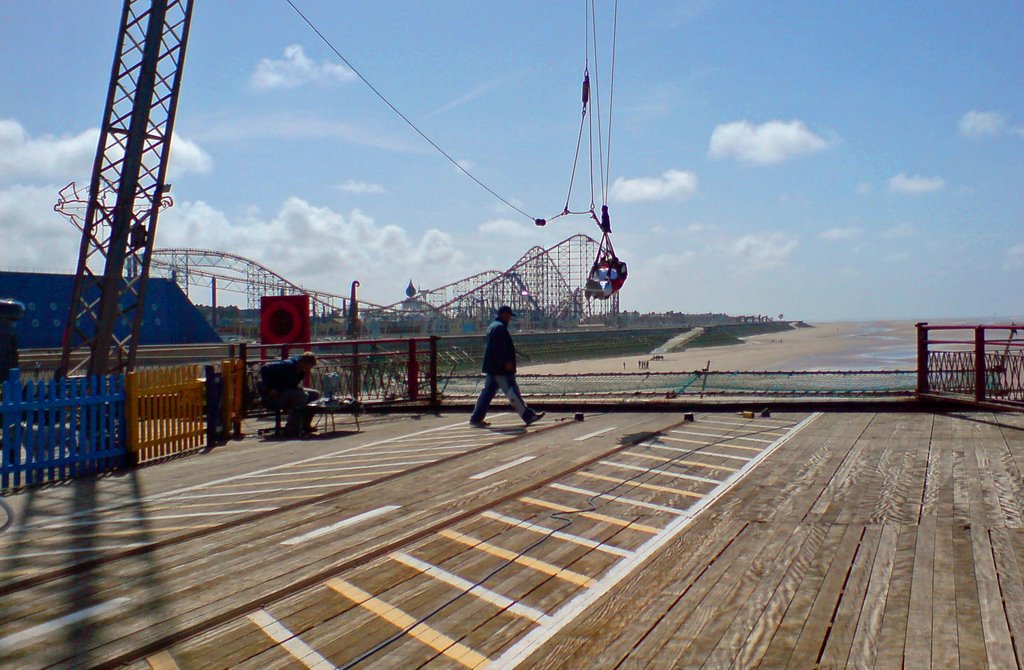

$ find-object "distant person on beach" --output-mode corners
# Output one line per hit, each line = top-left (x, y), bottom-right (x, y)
(259, 351), (320, 437)
(470, 306), (544, 428)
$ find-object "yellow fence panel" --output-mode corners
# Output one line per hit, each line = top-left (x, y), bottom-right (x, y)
(220, 359), (244, 439)
(126, 364), (206, 465)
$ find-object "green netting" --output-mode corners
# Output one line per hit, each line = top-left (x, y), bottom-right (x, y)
(443, 370), (916, 397)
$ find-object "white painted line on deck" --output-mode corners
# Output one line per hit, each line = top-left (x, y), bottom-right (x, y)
(481, 511), (634, 557)
(670, 430), (772, 443)
(470, 456), (536, 480)
(646, 444), (752, 462)
(18, 419), (474, 528)
(390, 551), (553, 624)
(599, 460), (722, 485)
(281, 506), (401, 546)
(696, 418), (790, 431)
(247, 609), (337, 670)
(574, 426), (618, 441)
(0, 597), (131, 649)
(548, 483), (688, 515)
(490, 412), (822, 669)
(36, 508), (277, 530)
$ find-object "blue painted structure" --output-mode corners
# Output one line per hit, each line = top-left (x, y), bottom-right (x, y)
(1, 369), (127, 489)
(0, 271), (220, 349)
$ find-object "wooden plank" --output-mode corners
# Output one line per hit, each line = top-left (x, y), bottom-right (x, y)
(845, 523), (900, 669)
(931, 521), (960, 670)
(903, 513), (936, 668)
(871, 521), (917, 669)
(952, 522), (988, 669)
(815, 525), (882, 669)
(970, 524), (1019, 669)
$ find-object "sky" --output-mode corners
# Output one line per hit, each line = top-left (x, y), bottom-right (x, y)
(1, 1), (1022, 322)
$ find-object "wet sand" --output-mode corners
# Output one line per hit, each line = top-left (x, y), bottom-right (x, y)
(518, 320), (921, 374)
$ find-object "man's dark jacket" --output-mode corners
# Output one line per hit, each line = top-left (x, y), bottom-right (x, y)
(259, 357), (304, 392)
(481, 318), (516, 374)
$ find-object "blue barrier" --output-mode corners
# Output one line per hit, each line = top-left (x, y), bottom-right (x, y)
(1, 369), (127, 489)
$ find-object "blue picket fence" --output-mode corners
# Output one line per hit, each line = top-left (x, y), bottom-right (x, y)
(1, 369), (127, 489)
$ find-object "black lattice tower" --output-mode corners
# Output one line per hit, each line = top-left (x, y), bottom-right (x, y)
(60, 0), (195, 376)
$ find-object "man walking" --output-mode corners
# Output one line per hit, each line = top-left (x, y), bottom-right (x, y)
(470, 306), (544, 428)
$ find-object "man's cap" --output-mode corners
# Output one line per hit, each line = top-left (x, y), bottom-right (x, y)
(497, 305), (516, 316)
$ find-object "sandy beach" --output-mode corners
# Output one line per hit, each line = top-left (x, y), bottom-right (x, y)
(519, 320), (922, 374)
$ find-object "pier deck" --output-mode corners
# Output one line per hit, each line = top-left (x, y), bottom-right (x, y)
(1, 409), (1022, 668)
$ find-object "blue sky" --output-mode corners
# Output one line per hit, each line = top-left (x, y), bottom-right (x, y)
(1, 1), (1021, 321)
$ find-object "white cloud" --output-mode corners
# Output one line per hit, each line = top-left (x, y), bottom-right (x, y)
(1005, 244), (1024, 270)
(856, 182), (872, 195)
(958, 110), (1006, 138)
(888, 173), (945, 195)
(336, 180), (387, 194)
(478, 218), (536, 238)
(820, 227), (862, 241)
(708, 120), (829, 165)
(726, 232), (799, 270)
(251, 45), (355, 90)
(156, 197), (464, 302)
(610, 169), (697, 202)
(0, 118), (211, 182)
(0, 184), (83, 270)
(882, 223), (916, 239)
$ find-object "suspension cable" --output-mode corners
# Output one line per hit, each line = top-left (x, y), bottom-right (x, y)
(589, 0), (606, 205)
(605, 0), (619, 205)
(283, 0), (537, 221)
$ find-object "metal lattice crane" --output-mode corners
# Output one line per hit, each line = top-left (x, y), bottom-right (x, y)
(59, 0), (195, 377)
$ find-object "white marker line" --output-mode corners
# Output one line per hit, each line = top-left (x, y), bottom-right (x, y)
(599, 460), (721, 485)
(646, 444), (752, 462)
(548, 483), (687, 515)
(0, 597), (131, 648)
(247, 609), (337, 670)
(470, 456), (536, 480)
(241, 460), (435, 478)
(281, 505), (401, 546)
(28, 508), (278, 530)
(661, 436), (762, 452)
(490, 412), (822, 669)
(390, 551), (553, 624)
(0, 545), (149, 560)
(481, 511), (633, 558)
(20, 419), (473, 528)
(157, 483), (371, 501)
(624, 452), (739, 473)
(574, 427), (617, 441)
(670, 430), (772, 443)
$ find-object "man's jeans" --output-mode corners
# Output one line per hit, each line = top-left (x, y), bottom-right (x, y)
(470, 373), (536, 423)
(268, 387), (321, 433)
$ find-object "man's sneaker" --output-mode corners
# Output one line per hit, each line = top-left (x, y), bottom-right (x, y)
(469, 419), (491, 428)
(524, 412), (545, 426)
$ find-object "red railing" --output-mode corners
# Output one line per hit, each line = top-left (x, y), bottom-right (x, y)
(240, 337), (439, 407)
(916, 323), (1023, 406)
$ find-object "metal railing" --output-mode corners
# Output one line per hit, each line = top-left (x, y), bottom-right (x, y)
(916, 323), (1023, 407)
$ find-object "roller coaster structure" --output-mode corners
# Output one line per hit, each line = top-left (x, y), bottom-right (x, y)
(150, 233), (617, 332)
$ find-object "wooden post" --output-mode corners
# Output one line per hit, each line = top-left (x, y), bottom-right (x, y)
(975, 326), (986, 402)
(915, 322), (929, 394)
(125, 370), (140, 466)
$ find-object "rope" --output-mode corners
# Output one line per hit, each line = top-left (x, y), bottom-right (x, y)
(283, 0), (536, 222)
(605, 0), (619, 205)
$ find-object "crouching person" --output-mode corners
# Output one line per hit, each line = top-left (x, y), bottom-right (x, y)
(259, 351), (320, 437)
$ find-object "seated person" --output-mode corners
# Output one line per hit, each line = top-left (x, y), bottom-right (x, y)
(259, 351), (320, 437)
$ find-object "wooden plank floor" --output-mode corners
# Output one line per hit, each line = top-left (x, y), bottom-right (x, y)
(2, 410), (1023, 669)
(526, 411), (1024, 670)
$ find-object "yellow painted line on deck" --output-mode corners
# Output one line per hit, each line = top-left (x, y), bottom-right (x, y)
(600, 460), (721, 485)
(661, 436), (762, 452)
(438, 529), (594, 588)
(670, 429), (773, 443)
(548, 483), (689, 515)
(645, 444), (752, 462)
(519, 497), (661, 534)
(625, 451), (740, 473)
(327, 578), (490, 669)
(247, 609), (336, 670)
(390, 552), (552, 623)
(577, 472), (703, 498)
(146, 651), (181, 670)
